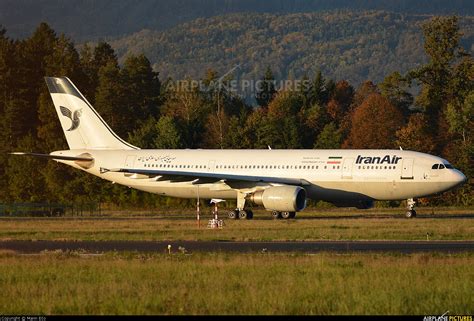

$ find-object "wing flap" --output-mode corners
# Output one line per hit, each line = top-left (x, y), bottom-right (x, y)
(101, 167), (310, 186)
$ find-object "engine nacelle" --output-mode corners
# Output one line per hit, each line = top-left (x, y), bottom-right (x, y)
(248, 186), (307, 212)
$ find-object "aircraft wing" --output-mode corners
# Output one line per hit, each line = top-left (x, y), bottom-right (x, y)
(100, 167), (311, 186)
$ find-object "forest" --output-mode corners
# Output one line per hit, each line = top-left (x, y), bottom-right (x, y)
(110, 11), (474, 85)
(2, 0), (473, 40)
(0, 16), (472, 208)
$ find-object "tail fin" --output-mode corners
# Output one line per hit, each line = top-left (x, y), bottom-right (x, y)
(45, 77), (139, 150)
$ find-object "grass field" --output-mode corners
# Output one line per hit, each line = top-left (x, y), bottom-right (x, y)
(0, 207), (472, 315)
(0, 250), (472, 315)
(0, 208), (472, 241)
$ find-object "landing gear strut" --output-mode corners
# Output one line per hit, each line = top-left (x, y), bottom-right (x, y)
(227, 192), (254, 219)
(405, 198), (417, 218)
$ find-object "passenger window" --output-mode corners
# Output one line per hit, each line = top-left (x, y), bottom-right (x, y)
(439, 164), (445, 169)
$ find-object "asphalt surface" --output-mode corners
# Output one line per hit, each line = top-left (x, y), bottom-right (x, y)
(0, 240), (473, 254)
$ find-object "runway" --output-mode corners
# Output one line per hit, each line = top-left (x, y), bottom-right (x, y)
(1, 240), (473, 254)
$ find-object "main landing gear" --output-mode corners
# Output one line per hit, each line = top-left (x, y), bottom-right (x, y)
(272, 211), (296, 219)
(405, 198), (417, 218)
(227, 209), (254, 220)
(227, 192), (254, 219)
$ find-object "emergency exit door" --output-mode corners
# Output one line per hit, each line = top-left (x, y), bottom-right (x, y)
(125, 155), (136, 168)
(342, 158), (354, 179)
(401, 158), (414, 179)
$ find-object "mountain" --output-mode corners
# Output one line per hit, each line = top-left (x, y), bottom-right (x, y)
(109, 11), (474, 85)
(1, 0), (473, 41)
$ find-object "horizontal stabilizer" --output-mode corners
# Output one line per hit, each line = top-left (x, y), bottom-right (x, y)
(10, 152), (94, 162)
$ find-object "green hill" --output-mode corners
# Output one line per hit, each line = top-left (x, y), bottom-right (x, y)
(109, 11), (474, 85)
(1, 0), (473, 41)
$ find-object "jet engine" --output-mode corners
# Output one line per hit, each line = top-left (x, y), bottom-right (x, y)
(248, 186), (307, 212)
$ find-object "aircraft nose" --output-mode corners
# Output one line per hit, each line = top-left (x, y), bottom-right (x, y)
(453, 170), (467, 187)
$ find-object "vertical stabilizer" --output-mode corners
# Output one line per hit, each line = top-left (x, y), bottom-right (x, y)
(44, 77), (138, 150)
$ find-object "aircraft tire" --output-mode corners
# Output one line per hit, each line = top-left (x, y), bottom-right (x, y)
(238, 210), (248, 219)
(228, 210), (238, 219)
(271, 211), (282, 219)
(405, 210), (416, 218)
(281, 211), (292, 219)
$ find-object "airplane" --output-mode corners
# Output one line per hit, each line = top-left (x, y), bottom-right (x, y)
(12, 77), (467, 219)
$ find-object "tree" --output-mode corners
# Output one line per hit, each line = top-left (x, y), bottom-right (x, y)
(128, 117), (158, 149)
(343, 93), (404, 149)
(395, 113), (436, 153)
(161, 78), (210, 148)
(408, 16), (465, 143)
(314, 122), (342, 149)
(379, 71), (413, 116)
(154, 116), (183, 149)
(6, 135), (47, 202)
(326, 80), (354, 122)
(446, 90), (474, 144)
(93, 41), (117, 72)
(242, 108), (273, 149)
(299, 103), (328, 148)
(94, 60), (129, 137)
(352, 80), (379, 109)
(223, 114), (247, 149)
(444, 91), (474, 180)
(121, 54), (161, 127)
(255, 66), (277, 108)
(265, 90), (303, 148)
(308, 70), (328, 106)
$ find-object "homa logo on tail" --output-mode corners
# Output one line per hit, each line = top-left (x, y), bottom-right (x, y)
(60, 106), (82, 131)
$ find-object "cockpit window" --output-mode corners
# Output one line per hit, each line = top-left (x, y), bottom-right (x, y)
(432, 163), (454, 170)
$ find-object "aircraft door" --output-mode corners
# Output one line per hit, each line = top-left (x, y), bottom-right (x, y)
(208, 160), (216, 172)
(125, 155), (136, 168)
(342, 158), (354, 179)
(401, 158), (414, 179)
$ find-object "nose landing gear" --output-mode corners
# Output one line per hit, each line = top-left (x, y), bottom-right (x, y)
(405, 198), (417, 218)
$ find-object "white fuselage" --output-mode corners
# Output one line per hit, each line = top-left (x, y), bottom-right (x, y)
(52, 148), (466, 205)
